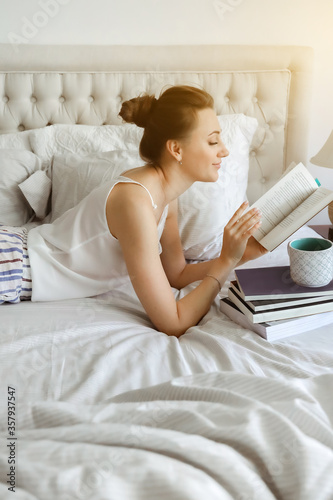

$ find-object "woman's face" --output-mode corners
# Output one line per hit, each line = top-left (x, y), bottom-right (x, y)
(180, 107), (229, 183)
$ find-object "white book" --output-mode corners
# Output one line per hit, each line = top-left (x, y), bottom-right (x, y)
(220, 297), (333, 341)
(227, 287), (333, 323)
(249, 162), (333, 251)
(229, 280), (333, 311)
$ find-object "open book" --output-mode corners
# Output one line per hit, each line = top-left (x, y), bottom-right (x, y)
(249, 162), (333, 251)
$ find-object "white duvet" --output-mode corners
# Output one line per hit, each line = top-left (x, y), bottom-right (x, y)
(1, 226), (333, 498)
(0, 371), (332, 499)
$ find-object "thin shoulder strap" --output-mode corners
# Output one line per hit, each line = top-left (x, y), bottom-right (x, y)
(118, 176), (157, 209)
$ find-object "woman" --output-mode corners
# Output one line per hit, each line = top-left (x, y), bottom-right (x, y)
(1, 85), (266, 336)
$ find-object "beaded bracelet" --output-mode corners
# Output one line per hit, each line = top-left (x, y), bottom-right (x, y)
(205, 274), (222, 291)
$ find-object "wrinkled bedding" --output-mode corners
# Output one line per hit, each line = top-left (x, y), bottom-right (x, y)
(1, 226), (333, 498)
(1, 371), (332, 499)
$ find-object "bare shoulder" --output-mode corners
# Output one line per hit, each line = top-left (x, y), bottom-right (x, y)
(106, 181), (155, 240)
(106, 180), (149, 209)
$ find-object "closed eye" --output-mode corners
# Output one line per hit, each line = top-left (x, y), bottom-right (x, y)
(209, 142), (218, 145)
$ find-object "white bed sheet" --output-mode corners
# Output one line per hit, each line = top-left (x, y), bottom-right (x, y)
(1, 370), (332, 499)
(1, 226), (333, 405)
(1, 225), (333, 499)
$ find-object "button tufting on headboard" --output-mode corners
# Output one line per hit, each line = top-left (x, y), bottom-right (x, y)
(0, 44), (314, 203)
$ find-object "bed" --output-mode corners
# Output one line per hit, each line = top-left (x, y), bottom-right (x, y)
(1, 43), (333, 499)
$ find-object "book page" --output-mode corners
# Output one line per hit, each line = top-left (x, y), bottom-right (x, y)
(250, 163), (319, 241)
(259, 187), (333, 251)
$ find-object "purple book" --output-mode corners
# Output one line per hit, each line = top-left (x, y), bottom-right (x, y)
(234, 266), (333, 300)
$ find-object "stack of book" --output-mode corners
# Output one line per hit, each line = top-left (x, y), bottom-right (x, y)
(220, 266), (333, 341)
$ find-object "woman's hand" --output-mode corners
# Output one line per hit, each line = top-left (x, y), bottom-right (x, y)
(220, 201), (263, 267)
(239, 236), (268, 265)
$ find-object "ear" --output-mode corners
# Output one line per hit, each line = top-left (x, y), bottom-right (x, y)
(165, 139), (182, 162)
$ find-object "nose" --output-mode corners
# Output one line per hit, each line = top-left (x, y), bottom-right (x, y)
(218, 141), (229, 158)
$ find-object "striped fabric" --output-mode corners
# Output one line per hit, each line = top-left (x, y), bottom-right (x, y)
(0, 226), (32, 304)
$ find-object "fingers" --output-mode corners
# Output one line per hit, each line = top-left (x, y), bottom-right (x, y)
(222, 204), (263, 265)
(238, 208), (262, 234)
(246, 219), (262, 236)
(228, 201), (249, 226)
(229, 203), (262, 233)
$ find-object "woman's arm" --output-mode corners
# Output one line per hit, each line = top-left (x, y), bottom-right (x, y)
(107, 186), (262, 337)
(159, 200), (215, 288)
(160, 200), (266, 289)
(158, 201), (219, 287)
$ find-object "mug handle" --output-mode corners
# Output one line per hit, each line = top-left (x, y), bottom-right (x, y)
(287, 242), (291, 256)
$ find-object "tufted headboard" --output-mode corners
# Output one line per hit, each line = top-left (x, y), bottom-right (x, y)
(0, 44), (313, 203)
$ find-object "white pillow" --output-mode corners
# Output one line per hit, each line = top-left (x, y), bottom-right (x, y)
(0, 149), (43, 226)
(19, 170), (52, 220)
(30, 123), (143, 167)
(178, 114), (258, 260)
(0, 130), (32, 151)
(49, 114), (257, 260)
(50, 149), (142, 222)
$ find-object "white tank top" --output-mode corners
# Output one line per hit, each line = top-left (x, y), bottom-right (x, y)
(28, 176), (169, 301)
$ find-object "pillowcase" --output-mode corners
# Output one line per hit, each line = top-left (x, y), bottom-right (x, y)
(178, 114), (258, 260)
(0, 130), (32, 151)
(30, 123), (143, 168)
(0, 149), (43, 226)
(50, 149), (142, 222)
(49, 113), (258, 260)
(19, 170), (52, 220)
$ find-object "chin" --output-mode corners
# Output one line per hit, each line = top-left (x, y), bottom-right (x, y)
(211, 170), (220, 182)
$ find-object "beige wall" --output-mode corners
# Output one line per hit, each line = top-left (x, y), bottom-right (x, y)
(2, 0), (333, 222)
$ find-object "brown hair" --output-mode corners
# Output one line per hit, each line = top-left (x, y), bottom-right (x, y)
(118, 85), (214, 164)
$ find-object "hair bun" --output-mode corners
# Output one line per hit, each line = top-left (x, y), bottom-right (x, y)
(119, 94), (157, 128)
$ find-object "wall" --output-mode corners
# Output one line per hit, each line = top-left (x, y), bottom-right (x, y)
(2, 0), (333, 223)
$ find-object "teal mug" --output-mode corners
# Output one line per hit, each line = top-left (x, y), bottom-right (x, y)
(287, 237), (333, 287)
